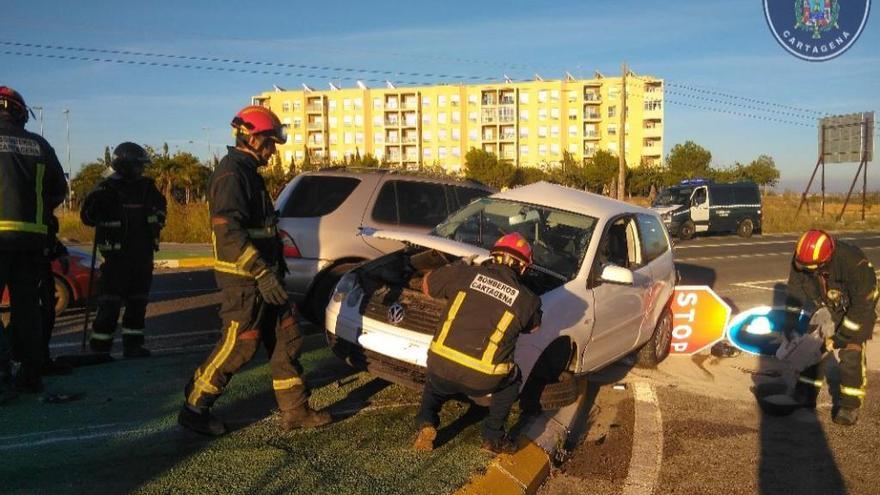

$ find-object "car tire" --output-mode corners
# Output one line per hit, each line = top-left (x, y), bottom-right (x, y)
(54, 276), (71, 315)
(538, 371), (580, 410)
(636, 307), (673, 368)
(737, 218), (754, 238)
(678, 221), (695, 240)
(306, 263), (358, 326)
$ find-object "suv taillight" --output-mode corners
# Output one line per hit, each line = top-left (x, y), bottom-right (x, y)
(278, 229), (301, 258)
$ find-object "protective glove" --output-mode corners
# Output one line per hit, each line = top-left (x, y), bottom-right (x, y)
(256, 270), (288, 306)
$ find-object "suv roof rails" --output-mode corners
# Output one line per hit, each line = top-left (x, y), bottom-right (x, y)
(306, 166), (492, 189)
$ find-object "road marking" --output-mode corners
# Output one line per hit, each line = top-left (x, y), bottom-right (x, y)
(731, 268), (880, 293)
(678, 245), (880, 262)
(622, 382), (663, 495)
(675, 235), (880, 250)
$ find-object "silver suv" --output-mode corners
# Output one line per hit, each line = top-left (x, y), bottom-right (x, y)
(274, 168), (493, 321)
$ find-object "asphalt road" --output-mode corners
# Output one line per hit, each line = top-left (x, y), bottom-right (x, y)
(36, 230), (880, 494)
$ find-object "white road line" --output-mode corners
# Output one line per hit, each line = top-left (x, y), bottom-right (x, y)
(731, 269), (880, 292)
(622, 382), (663, 495)
(675, 235), (880, 250)
(678, 245), (880, 262)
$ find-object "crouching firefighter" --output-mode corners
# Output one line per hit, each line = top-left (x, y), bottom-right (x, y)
(413, 233), (542, 454)
(785, 229), (878, 426)
(81, 142), (166, 358)
(178, 105), (331, 436)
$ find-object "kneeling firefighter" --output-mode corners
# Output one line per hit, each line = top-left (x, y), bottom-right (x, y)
(81, 142), (166, 357)
(178, 105), (331, 436)
(785, 229), (878, 426)
(413, 233), (542, 454)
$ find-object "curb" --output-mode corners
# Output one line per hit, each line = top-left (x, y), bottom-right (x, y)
(153, 257), (214, 269)
(455, 438), (550, 495)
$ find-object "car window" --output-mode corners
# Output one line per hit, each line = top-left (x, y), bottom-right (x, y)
(280, 176), (361, 218)
(598, 217), (642, 269)
(637, 214), (669, 263)
(692, 187), (707, 206)
(371, 180), (449, 228)
(453, 186), (489, 210)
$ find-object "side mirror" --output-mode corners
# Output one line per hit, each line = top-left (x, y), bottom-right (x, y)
(599, 264), (634, 285)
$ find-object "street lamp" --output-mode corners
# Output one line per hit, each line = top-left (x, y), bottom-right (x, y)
(32, 106), (44, 135)
(201, 127), (212, 161)
(62, 109), (70, 209)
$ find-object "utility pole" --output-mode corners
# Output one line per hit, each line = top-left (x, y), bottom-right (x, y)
(62, 109), (71, 208)
(202, 126), (212, 162)
(32, 106), (44, 135)
(617, 61), (627, 200)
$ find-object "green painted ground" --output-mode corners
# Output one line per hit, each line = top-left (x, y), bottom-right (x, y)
(0, 347), (492, 495)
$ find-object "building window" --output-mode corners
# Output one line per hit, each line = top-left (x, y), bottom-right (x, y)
(520, 127), (529, 137)
(538, 144), (547, 155)
(568, 109), (578, 121)
(608, 142), (618, 153)
(422, 96), (431, 106)
(468, 94), (478, 104)
(373, 98), (382, 109)
(569, 143), (579, 153)
(373, 115), (383, 126)
(608, 124), (617, 136)
(519, 110), (529, 121)
(439, 147), (447, 158)
(354, 115), (363, 126)
(328, 117), (337, 128)
(608, 106), (617, 118)
(568, 125), (578, 136)
(538, 90), (547, 103)
(330, 150), (339, 160)
(550, 143), (560, 154)
(282, 101), (291, 113)
(344, 132), (353, 144)
(550, 89), (559, 100)
(293, 102), (302, 111)
(469, 130), (478, 140)
(438, 95), (447, 107)
(550, 108), (560, 120)
(329, 100), (337, 110)
(355, 132), (364, 144)
(423, 130), (432, 142)
(343, 115), (352, 127)
(374, 132), (383, 143)
(538, 126), (547, 138)
(551, 125), (559, 137)
(329, 134), (337, 144)
(644, 100), (663, 111)
(609, 87), (620, 99)
(293, 118), (302, 129)
(519, 92), (529, 104)
(452, 147), (461, 157)
(450, 95), (460, 106)
(468, 111), (478, 122)
(424, 148), (432, 158)
(538, 108), (547, 121)
(567, 90), (577, 103)
(451, 128), (460, 140)
(451, 111), (460, 124)
(354, 98), (363, 108)
(422, 114), (431, 124)
(343, 98), (351, 109)
(294, 134), (303, 143)
(438, 129), (447, 140)
(520, 145), (528, 155)
(438, 112), (447, 124)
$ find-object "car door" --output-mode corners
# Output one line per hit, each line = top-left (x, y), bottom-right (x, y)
(690, 186), (710, 232)
(587, 215), (653, 367)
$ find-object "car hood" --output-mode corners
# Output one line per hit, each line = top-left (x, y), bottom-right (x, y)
(651, 204), (684, 216)
(362, 228), (491, 261)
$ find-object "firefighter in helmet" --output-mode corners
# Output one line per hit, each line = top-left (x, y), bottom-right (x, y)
(0, 86), (68, 401)
(785, 229), (878, 426)
(81, 142), (166, 357)
(178, 105), (331, 436)
(413, 233), (542, 453)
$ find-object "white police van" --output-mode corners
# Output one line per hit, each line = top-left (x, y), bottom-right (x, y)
(651, 179), (762, 240)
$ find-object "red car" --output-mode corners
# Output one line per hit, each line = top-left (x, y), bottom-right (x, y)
(1, 246), (100, 314)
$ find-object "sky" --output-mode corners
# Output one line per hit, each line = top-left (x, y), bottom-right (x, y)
(3, 0), (878, 192)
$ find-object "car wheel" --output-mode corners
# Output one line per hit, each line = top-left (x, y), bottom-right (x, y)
(306, 263), (358, 326)
(54, 276), (71, 315)
(678, 221), (695, 241)
(636, 307), (673, 368)
(737, 218), (754, 238)
(538, 371), (580, 410)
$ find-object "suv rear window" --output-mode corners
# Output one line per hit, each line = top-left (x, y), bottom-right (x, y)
(280, 176), (361, 217)
(372, 180), (450, 227)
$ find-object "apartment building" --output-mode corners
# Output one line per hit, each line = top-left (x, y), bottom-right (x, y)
(252, 74), (664, 172)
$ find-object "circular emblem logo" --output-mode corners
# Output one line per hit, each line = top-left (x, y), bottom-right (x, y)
(387, 302), (406, 325)
(763, 0), (871, 61)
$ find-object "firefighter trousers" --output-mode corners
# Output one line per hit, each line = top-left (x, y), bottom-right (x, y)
(0, 251), (44, 376)
(10, 258), (55, 363)
(796, 342), (867, 410)
(184, 285), (308, 412)
(91, 254), (154, 352)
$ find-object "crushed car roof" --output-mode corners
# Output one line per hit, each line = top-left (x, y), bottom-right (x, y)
(493, 181), (650, 219)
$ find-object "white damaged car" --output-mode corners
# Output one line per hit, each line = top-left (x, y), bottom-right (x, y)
(325, 182), (676, 409)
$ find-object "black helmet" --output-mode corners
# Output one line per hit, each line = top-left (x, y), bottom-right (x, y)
(111, 142), (151, 179)
(0, 86), (29, 125)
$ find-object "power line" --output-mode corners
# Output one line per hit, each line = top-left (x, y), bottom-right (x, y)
(666, 99), (816, 128)
(665, 81), (828, 118)
(0, 40), (505, 85)
(665, 90), (816, 122)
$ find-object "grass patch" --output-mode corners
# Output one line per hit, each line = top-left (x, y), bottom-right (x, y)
(58, 201), (211, 244)
(0, 347), (492, 495)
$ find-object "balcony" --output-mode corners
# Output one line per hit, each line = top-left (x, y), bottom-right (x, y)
(643, 125), (663, 138)
(402, 99), (418, 109)
(402, 136), (418, 144)
(583, 92), (601, 103)
(306, 103), (324, 113)
(584, 131), (600, 140)
(385, 118), (400, 127)
(584, 112), (601, 121)
(499, 95), (515, 105)
(642, 144), (662, 156)
(307, 122), (324, 130)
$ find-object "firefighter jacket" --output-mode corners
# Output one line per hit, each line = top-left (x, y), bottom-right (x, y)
(786, 240), (879, 345)
(0, 116), (68, 251)
(81, 175), (166, 258)
(208, 147), (282, 288)
(424, 261), (542, 392)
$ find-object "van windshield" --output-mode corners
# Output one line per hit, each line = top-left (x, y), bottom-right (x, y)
(653, 187), (693, 207)
(432, 197), (597, 281)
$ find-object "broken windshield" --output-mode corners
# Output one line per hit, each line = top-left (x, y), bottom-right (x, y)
(432, 197), (597, 281)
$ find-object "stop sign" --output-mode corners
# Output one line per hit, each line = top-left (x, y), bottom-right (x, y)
(668, 286), (732, 355)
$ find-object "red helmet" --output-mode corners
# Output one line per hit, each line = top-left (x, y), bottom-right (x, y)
(231, 105), (285, 143)
(0, 86), (28, 123)
(491, 232), (533, 268)
(794, 229), (835, 270)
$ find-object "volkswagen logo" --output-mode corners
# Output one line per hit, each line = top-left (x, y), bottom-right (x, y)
(387, 302), (406, 325)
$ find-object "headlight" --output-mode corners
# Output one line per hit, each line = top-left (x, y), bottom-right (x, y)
(332, 272), (358, 303)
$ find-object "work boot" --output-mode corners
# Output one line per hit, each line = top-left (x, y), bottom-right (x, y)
(14, 367), (44, 394)
(412, 425), (437, 452)
(832, 407), (859, 426)
(481, 435), (518, 455)
(41, 358), (73, 376)
(178, 405), (226, 436)
(279, 406), (332, 431)
(123, 345), (151, 359)
(0, 372), (18, 405)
